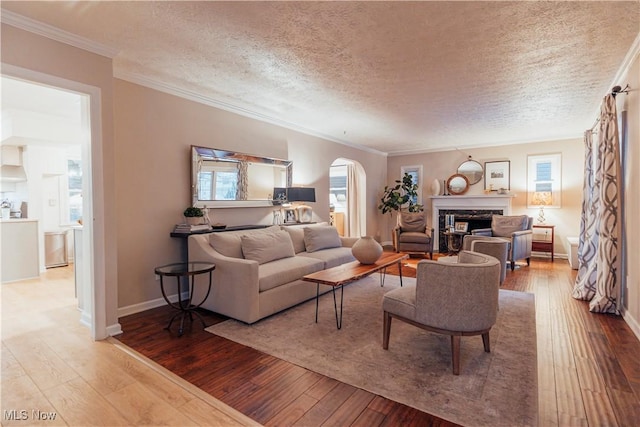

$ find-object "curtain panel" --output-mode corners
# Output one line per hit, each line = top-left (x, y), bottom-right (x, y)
(572, 94), (621, 314)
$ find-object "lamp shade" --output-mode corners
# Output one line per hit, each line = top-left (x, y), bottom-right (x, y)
(532, 191), (552, 206)
(287, 187), (316, 202)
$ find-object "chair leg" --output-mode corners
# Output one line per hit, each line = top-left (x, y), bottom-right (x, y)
(527, 257), (530, 266)
(451, 335), (460, 375)
(510, 260), (515, 271)
(382, 311), (391, 349)
(429, 250), (433, 260)
(482, 332), (491, 353)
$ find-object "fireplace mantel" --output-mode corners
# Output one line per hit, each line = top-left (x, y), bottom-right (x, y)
(431, 195), (514, 251)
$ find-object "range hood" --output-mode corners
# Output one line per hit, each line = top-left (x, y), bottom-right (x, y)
(1, 165), (27, 182)
(1, 146), (27, 183)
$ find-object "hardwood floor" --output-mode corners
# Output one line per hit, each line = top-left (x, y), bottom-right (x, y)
(3, 257), (639, 426)
(0, 266), (255, 427)
(116, 255), (640, 427)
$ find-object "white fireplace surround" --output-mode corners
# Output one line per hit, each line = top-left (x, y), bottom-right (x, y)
(431, 195), (514, 251)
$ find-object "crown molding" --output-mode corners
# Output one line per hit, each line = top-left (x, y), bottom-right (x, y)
(610, 31), (640, 91)
(114, 70), (387, 157)
(0, 10), (118, 58)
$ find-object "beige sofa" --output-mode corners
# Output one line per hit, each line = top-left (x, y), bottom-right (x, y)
(188, 224), (358, 324)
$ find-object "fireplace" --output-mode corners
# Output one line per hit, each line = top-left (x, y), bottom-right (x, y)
(430, 195), (513, 252)
(437, 209), (503, 252)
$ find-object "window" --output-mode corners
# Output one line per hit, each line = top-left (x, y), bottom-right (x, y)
(400, 165), (423, 205)
(527, 153), (561, 208)
(197, 169), (238, 200)
(330, 164), (347, 212)
(67, 159), (82, 223)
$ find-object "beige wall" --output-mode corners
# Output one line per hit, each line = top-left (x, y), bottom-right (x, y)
(619, 51), (639, 336)
(386, 138), (585, 256)
(114, 80), (387, 308)
(1, 24), (118, 334)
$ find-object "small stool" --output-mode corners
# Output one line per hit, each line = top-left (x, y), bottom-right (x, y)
(154, 262), (215, 336)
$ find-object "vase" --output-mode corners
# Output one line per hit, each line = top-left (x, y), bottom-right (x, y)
(430, 178), (441, 196)
(351, 236), (383, 264)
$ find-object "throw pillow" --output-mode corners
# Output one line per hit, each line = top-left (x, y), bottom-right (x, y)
(303, 226), (342, 253)
(399, 212), (426, 232)
(210, 225), (280, 258)
(281, 227), (306, 253)
(241, 230), (295, 264)
(491, 215), (529, 237)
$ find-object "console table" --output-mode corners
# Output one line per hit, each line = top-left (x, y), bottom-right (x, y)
(532, 224), (555, 261)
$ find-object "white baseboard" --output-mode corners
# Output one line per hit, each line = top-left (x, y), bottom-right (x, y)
(381, 240), (393, 247)
(118, 292), (190, 318)
(622, 309), (640, 341)
(107, 323), (123, 336)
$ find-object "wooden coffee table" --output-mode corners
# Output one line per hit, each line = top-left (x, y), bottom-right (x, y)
(302, 252), (409, 329)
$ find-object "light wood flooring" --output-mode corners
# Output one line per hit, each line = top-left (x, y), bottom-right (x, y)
(0, 265), (256, 426)
(3, 258), (640, 426)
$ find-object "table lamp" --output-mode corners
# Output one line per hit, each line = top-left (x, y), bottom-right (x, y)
(532, 191), (552, 224)
(287, 187), (316, 223)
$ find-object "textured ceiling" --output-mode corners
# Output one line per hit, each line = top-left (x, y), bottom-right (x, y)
(2, 1), (639, 155)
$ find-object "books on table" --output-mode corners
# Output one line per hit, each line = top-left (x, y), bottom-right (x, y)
(173, 223), (212, 233)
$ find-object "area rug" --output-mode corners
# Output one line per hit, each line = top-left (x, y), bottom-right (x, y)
(206, 275), (537, 426)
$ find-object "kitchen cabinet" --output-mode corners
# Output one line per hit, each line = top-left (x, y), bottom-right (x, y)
(1, 219), (39, 282)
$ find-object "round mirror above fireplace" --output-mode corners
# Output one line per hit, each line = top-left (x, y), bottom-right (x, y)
(446, 174), (470, 195)
(457, 157), (483, 185)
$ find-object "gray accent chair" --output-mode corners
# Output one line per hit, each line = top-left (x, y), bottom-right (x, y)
(462, 235), (510, 285)
(471, 215), (533, 271)
(382, 251), (500, 375)
(393, 211), (434, 259)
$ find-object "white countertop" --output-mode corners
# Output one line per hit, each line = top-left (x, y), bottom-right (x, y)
(0, 218), (38, 223)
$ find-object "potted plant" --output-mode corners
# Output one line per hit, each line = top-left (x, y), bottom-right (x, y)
(378, 172), (424, 219)
(183, 206), (204, 225)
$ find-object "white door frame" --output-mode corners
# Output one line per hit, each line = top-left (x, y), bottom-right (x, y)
(2, 64), (108, 340)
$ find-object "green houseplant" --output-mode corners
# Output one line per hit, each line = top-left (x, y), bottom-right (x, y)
(183, 206), (204, 225)
(378, 172), (424, 216)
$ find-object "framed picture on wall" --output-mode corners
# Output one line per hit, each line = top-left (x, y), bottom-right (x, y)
(484, 161), (510, 191)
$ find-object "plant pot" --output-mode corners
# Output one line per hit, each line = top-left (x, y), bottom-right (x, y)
(185, 216), (202, 226)
(351, 236), (383, 265)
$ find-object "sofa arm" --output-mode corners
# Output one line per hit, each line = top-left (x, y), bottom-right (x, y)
(511, 230), (533, 261)
(471, 228), (492, 236)
(188, 235), (260, 322)
(340, 236), (359, 248)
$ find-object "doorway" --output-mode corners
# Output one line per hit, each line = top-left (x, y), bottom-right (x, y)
(329, 158), (366, 237)
(1, 71), (100, 338)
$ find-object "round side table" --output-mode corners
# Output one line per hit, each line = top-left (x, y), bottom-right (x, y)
(154, 262), (215, 336)
(442, 230), (468, 255)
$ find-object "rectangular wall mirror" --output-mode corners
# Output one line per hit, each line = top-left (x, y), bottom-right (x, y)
(192, 145), (292, 208)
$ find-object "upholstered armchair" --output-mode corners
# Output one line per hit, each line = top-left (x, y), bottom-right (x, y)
(393, 211), (434, 259)
(382, 251), (500, 375)
(462, 235), (510, 285)
(471, 215), (533, 271)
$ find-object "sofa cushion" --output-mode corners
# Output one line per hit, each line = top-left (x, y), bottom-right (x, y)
(303, 226), (342, 253)
(399, 212), (426, 232)
(299, 247), (356, 269)
(258, 256), (324, 292)
(491, 215), (529, 237)
(209, 225), (280, 259)
(398, 231), (431, 244)
(281, 223), (330, 253)
(281, 227), (306, 253)
(241, 230), (295, 265)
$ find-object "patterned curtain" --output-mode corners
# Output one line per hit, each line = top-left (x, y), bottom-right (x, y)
(236, 161), (248, 200)
(572, 131), (598, 300)
(572, 94), (621, 314)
